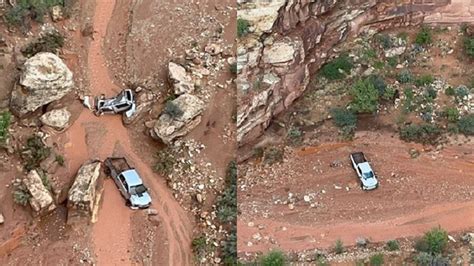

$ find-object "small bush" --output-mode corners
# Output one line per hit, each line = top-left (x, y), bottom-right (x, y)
(164, 101), (184, 118)
(399, 124), (441, 144)
(334, 239), (344, 254)
(415, 27), (432, 46)
(442, 107), (459, 122)
(373, 61), (385, 69)
(21, 135), (51, 171)
(154, 148), (176, 175)
(0, 111), (12, 145)
(397, 69), (413, 84)
(369, 74), (387, 95)
(13, 184), (31, 206)
(458, 114), (474, 135)
(369, 253), (384, 266)
(350, 78), (380, 113)
(263, 147), (283, 165)
(464, 36), (474, 57)
(287, 127), (303, 146)
(414, 75), (434, 87)
(416, 227), (448, 255)
(386, 240), (400, 251)
(330, 108), (357, 137)
(403, 87), (415, 112)
(22, 31), (65, 57)
(376, 34), (393, 49)
(259, 250), (286, 266)
(381, 86), (396, 101)
(454, 85), (469, 102)
(55, 154), (65, 166)
(229, 62), (237, 75)
(444, 86), (455, 96)
(222, 227), (237, 265)
(387, 56), (398, 68)
(414, 252), (449, 266)
(320, 55), (353, 80)
(192, 235), (207, 258)
(217, 161), (237, 223)
(5, 0), (65, 27)
(237, 18), (250, 38)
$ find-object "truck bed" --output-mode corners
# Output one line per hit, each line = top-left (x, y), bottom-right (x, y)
(350, 152), (367, 164)
(104, 157), (132, 176)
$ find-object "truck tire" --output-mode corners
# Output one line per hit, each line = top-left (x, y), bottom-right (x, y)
(104, 167), (111, 176)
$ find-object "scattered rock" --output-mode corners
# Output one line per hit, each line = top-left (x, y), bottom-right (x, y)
(10, 52), (74, 117)
(151, 94), (205, 144)
(146, 208), (158, 216)
(168, 62), (194, 95)
(50, 5), (64, 22)
(40, 108), (71, 130)
(0, 213), (4, 225)
(23, 170), (56, 216)
(356, 237), (368, 247)
(67, 160), (101, 224)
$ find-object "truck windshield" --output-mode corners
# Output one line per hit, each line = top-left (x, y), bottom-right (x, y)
(130, 185), (147, 195)
(363, 171), (374, 179)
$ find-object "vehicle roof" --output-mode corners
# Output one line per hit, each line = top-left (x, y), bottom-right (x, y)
(121, 169), (143, 186)
(359, 162), (373, 173)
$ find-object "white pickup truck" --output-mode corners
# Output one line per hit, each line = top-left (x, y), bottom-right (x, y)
(350, 152), (379, 190)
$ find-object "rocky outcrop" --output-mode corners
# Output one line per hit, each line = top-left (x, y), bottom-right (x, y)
(67, 160), (101, 224)
(168, 62), (194, 95)
(151, 94), (205, 144)
(237, 0), (439, 145)
(40, 108), (71, 130)
(122, 88), (156, 125)
(10, 52), (74, 117)
(23, 170), (56, 216)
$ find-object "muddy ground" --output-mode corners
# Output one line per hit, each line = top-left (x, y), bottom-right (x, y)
(0, 0), (235, 265)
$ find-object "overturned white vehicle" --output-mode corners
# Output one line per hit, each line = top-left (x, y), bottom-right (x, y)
(94, 89), (136, 117)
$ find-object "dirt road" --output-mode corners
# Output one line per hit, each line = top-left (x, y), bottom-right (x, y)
(63, 0), (193, 264)
(238, 130), (474, 253)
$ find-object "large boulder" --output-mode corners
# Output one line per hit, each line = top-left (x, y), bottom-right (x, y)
(10, 52), (74, 117)
(168, 62), (194, 95)
(23, 170), (56, 216)
(67, 160), (101, 224)
(151, 94), (205, 144)
(40, 107), (71, 130)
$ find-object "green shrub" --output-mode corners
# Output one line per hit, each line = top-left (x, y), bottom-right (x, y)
(454, 85), (469, 102)
(237, 18), (250, 37)
(415, 227), (448, 255)
(320, 55), (353, 80)
(415, 27), (432, 46)
(386, 240), (400, 251)
(464, 36), (474, 57)
(0, 111), (12, 145)
(286, 127), (302, 146)
(13, 184), (31, 206)
(369, 253), (384, 266)
(217, 161), (237, 223)
(442, 107), (459, 122)
(350, 78), (380, 113)
(263, 147), (283, 165)
(164, 101), (184, 118)
(414, 75), (434, 87)
(414, 252), (449, 266)
(369, 74), (387, 95)
(55, 154), (65, 166)
(229, 62), (237, 75)
(5, 0), (65, 27)
(330, 108), (357, 138)
(192, 235), (208, 258)
(21, 135), (51, 171)
(154, 148), (176, 175)
(458, 114), (474, 135)
(381, 86), (396, 101)
(22, 31), (65, 57)
(362, 48), (377, 61)
(399, 124), (441, 144)
(222, 227), (237, 265)
(334, 239), (344, 254)
(387, 56), (398, 68)
(373, 61), (385, 69)
(376, 34), (393, 49)
(444, 86), (455, 96)
(403, 87), (415, 112)
(259, 250), (286, 266)
(397, 69), (413, 84)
